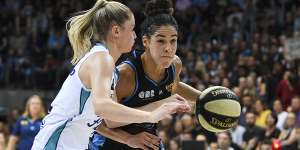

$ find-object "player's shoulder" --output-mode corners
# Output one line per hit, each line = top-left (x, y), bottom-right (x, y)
(115, 62), (136, 100)
(87, 51), (115, 72)
(116, 62), (136, 80)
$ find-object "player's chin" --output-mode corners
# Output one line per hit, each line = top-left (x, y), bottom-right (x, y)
(160, 61), (172, 68)
(160, 58), (173, 68)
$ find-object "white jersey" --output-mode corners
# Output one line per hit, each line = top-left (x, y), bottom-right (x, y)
(32, 44), (112, 150)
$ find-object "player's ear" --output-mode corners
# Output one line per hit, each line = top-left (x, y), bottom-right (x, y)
(142, 35), (149, 49)
(111, 22), (121, 38)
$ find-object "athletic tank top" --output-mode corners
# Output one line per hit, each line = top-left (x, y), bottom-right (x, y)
(32, 43), (114, 150)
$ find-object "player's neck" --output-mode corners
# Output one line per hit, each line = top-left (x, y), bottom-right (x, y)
(105, 41), (121, 63)
(141, 53), (166, 83)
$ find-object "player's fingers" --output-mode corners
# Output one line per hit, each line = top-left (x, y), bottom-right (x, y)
(142, 134), (159, 146)
(144, 140), (159, 150)
(144, 132), (160, 143)
(144, 136), (160, 146)
(140, 144), (150, 150)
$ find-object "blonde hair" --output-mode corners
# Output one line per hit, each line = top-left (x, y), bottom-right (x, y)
(67, 0), (132, 64)
(23, 95), (46, 119)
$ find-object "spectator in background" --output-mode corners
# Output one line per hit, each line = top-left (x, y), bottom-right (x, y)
(6, 95), (45, 150)
(0, 116), (8, 150)
(230, 123), (245, 147)
(259, 139), (272, 150)
(209, 142), (218, 150)
(217, 132), (241, 150)
(262, 113), (281, 141)
(195, 134), (208, 150)
(243, 75), (256, 97)
(168, 138), (180, 150)
(239, 94), (254, 126)
(7, 108), (21, 133)
(279, 112), (298, 150)
(242, 111), (264, 150)
(289, 96), (300, 125)
(0, 132), (4, 150)
(158, 130), (170, 149)
(277, 71), (297, 109)
(273, 99), (288, 130)
(255, 99), (272, 128)
(170, 119), (184, 139)
(181, 114), (194, 134)
(256, 76), (267, 102)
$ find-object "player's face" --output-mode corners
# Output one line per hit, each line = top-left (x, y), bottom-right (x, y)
(118, 14), (136, 53)
(147, 25), (177, 68)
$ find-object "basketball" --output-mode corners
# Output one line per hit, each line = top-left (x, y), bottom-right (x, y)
(196, 86), (241, 132)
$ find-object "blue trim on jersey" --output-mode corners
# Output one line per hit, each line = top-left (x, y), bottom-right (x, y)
(133, 50), (137, 58)
(144, 70), (170, 86)
(44, 121), (68, 150)
(121, 61), (139, 103)
(171, 63), (176, 78)
(80, 88), (91, 114)
(144, 75), (159, 86)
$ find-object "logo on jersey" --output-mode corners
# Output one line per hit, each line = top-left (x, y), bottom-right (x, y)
(159, 90), (163, 95)
(138, 90), (155, 99)
(166, 83), (174, 92)
(87, 118), (102, 130)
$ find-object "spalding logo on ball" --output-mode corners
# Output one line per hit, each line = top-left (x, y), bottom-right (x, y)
(196, 86), (241, 132)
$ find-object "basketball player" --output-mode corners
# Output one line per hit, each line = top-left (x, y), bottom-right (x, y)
(89, 0), (201, 149)
(31, 0), (190, 149)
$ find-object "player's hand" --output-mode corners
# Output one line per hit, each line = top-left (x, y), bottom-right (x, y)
(165, 94), (191, 112)
(125, 132), (160, 150)
(149, 94), (190, 123)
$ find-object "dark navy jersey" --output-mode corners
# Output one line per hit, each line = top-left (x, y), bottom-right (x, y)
(99, 50), (175, 150)
(118, 50), (175, 135)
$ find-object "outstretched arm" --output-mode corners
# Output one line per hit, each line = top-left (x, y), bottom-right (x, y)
(172, 56), (201, 102)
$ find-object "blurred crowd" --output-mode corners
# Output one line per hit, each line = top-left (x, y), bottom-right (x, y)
(1, 0), (300, 149)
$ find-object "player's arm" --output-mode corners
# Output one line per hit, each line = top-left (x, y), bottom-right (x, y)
(172, 56), (201, 102)
(96, 121), (160, 150)
(83, 52), (185, 123)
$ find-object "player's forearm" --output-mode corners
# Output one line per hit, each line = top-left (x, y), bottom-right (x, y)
(96, 122), (130, 144)
(174, 82), (201, 102)
(93, 97), (151, 123)
(105, 100), (165, 128)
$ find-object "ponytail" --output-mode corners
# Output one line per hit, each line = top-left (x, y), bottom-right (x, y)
(66, 0), (131, 64)
(67, 0), (108, 64)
